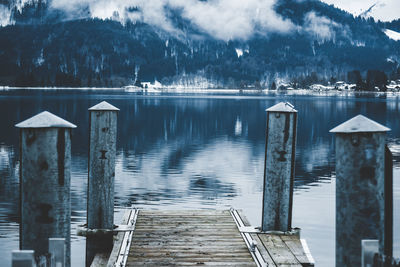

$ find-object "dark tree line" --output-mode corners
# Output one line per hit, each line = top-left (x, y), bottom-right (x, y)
(348, 69), (391, 91)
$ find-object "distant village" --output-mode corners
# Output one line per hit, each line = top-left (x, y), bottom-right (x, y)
(122, 67), (400, 93)
(278, 79), (400, 92)
(125, 78), (400, 92)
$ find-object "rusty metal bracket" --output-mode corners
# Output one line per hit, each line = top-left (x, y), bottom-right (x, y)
(77, 221), (136, 236)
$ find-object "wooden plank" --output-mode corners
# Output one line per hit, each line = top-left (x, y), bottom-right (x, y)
(106, 209), (132, 267)
(138, 215), (233, 219)
(133, 229), (241, 233)
(236, 210), (276, 267)
(131, 237), (247, 242)
(128, 257), (254, 262)
(136, 222), (235, 225)
(135, 226), (239, 233)
(130, 248), (250, 253)
(130, 247), (249, 252)
(258, 234), (302, 266)
(135, 225), (236, 229)
(133, 232), (242, 237)
(136, 222), (235, 226)
(135, 226), (239, 234)
(132, 232), (244, 238)
(130, 252), (253, 258)
(280, 235), (313, 265)
(138, 213), (232, 216)
(126, 261), (256, 266)
(90, 253), (109, 267)
(130, 241), (248, 246)
(140, 210), (231, 215)
(127, 210), (255, 266)
(132, 232), (242, 236)
(136, 220), (235, 223)
(126, 209), (313, 267)
(138, 214), (232, 217)
(282, 240), (312, 265)
(135, 223), (236, 227)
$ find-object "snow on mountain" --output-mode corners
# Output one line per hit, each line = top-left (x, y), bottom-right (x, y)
(320, 0), (400, 22)
(0, 5), (12, 26)
(235, 49), (243, 58)
(384, 29), (400, 41)
(358, 1), (400, 22)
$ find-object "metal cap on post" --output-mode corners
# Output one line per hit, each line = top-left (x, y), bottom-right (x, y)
(88, 101), (120, 112)
(330, 114), (390, 267)
(16, 111), (76, 267)
(86, 101), (119, 266)
(15, 111), (77, 128)
(329, 114), (390, 133)
(262, 102), (297, 232)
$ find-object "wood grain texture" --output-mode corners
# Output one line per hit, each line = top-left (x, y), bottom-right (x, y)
(90, 253), (109, 267)
(120, 210), (314, 267)
(258, 235), (301, 266)
(236, 210), (276, 266)
(127, 210), (255, 266)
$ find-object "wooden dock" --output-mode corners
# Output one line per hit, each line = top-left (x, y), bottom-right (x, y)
(94, 209), (314, 267)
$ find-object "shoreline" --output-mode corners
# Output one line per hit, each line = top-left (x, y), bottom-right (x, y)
(1, 86), (400, 97)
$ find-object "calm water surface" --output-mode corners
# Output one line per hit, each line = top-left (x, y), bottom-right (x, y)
(0, 90), (399, 266)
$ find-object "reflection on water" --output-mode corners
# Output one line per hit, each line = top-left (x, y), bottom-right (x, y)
(0, 90), (399, 266)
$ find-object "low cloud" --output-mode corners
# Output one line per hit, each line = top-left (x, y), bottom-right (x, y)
(49, 0), (295, 41)
(303, 11), (350, 42)
(0, 5), (12, 27)
(4, 0), (352, 42)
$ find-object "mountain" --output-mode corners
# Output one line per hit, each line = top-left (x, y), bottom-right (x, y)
(0, 0), (399, 89)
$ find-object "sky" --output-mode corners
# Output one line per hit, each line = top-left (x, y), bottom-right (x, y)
(320, 0), (400, 21)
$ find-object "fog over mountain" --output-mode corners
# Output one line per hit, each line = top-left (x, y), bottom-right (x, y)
(0, 0), (399, 88)
(51, 0), (297, 40)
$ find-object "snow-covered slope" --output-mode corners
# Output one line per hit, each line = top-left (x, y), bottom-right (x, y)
(384, 29), (400, 41)
(320, 0), (400, 22)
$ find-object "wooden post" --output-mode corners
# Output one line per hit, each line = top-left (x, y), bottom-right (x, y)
(330, 115), (389, 267)
(384, 145), (393, 258)
(12, 250), (35, 267)
(49, 238), (66, 267)
(16, 111), (76, 267)
(86, 101), (119, 266)
(361, 239), (379, 267)
(262, 102), (297, 232)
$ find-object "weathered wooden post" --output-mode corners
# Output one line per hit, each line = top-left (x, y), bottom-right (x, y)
(384, 145), (393, 258)
(262, 102), (297, 232)
(12, 250), (35, 267)
(16, 111), (76, 267)
(86, 101), (119, 266)
(330, 115), (389, 267)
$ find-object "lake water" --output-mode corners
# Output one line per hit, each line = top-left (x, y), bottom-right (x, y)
(0, 89), (399, 266)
